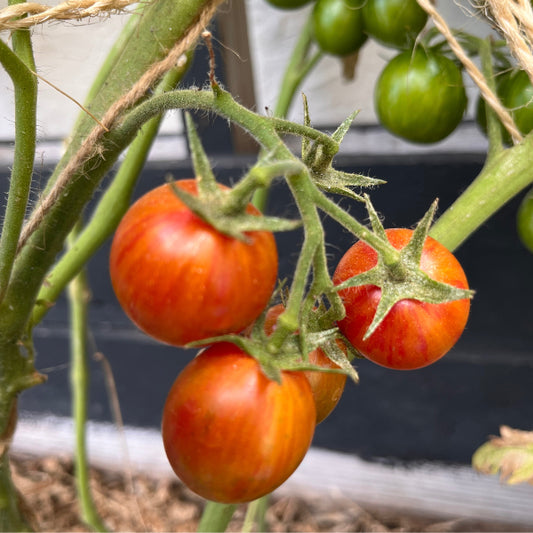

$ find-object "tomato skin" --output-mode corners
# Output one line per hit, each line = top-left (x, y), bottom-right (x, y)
(264, 304), (347, 424)
(161, 343), (316, 503)
(312, 0), (367, 57)
(265, 0), (313, 9)
(109, 180), (278, 347)
(333, 229), (470, 370)
(362, 0), (428, 49)
(375, 48), (467, 143)
(517, 188), (533, 253)
(478, 69), (533, 144)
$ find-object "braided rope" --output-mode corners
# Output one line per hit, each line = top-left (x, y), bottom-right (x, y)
(0, 0), (138, 31)
(16, 0), (225, 252)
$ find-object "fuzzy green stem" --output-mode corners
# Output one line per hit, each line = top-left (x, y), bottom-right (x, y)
(0, 38), (37, 303)
(31, 64), (190, 326)
(311, 187), (400, 263)
(197, 502), (237, 533)
(68, 225), (107, 532)
(430, 134), (533, 251)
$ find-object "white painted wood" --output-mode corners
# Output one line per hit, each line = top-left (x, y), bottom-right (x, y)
(0, 0), (183, 144)
(12, 414), (533, 527)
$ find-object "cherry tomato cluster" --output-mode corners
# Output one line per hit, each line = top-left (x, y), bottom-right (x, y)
(110, 179), (471, 503)
(265, 0), (468, 144)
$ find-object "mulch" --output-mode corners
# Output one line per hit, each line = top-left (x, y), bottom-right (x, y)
(9, 454), (531, 532)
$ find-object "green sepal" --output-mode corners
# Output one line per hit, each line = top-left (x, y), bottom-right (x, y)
(167, 174), (301, 241)
(315, 169), (385, 201)
(184, 112), (219, 197)
(334, 201), (475, 341)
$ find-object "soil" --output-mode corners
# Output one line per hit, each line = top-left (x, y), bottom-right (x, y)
(10, 454), (531, 533)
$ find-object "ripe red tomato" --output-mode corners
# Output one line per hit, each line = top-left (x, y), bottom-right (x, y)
(161, 342), (316, 503)
(375, 48), (467, 143)
(264, 304), (347, 424)
(362, 0), (428, 49)
(110, 180), (278, 347)
(333, 229), (470, 370)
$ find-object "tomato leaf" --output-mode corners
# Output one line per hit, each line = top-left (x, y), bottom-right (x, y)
(473, 426), (533, 485)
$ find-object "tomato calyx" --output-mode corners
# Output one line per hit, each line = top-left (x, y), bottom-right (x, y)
(301, 99), (385, 200)
(334, 199), (475, 341)
(169, 114), (301, 241)
(187, 299), (359, 385)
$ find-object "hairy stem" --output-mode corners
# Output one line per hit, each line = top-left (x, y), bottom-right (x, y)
(0, 38), (37, 303)
(430, 134), (533, 251)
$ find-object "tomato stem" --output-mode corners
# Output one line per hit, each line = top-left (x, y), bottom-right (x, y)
(67, 224), (108, 532)
(0, 39), (37, 305)
(430, 133), (533, 251)
(197, 502), (237, 533)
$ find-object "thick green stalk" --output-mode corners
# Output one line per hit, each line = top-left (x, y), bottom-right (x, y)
(0, 452), (31, 532)
(31, 63), (190, 326)
(197, 502), (237, 532)
(0, 38), (37, 303)
(430, 134), (533, 251)
(68, 227), (107, 532)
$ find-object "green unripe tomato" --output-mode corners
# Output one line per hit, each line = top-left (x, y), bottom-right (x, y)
(517, 188), (533, 253)
(312, 0), (367, 56)
(362, 0), (428, 49)
(503, 70), (533, 135)
(477, 69), (533, 145)
(265, 0), (313, 9)
(375, 48), (467, 144)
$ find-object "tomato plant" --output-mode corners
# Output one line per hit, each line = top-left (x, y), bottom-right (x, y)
(517, 188), (533, 253)
(333, 228), (471, 370)
(312, 0), (367, 56)
(375, 47), (467, 143)
(263, 304), (347, 424)
(109, 179), (278, 347)
(161, 342), (316, 503)
(361, 0), (428, 49)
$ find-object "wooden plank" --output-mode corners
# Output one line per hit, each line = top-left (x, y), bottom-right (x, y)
(216, 0), (259, 154)
(12, 415), (533, 527)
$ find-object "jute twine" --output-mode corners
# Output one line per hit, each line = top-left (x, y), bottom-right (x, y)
(0, 0), (138, 31)
(416, 0), (522, 143)
(16, 0), (226, 253)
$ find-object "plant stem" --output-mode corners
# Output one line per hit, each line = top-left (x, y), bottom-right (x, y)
(0, 38), (37, 303)
(197, 501), (237, 532)
(0, 452), (32, 532)
(68, 226), (107, 532)
(241, 495), (270, 533)
(430, 134), (533, 251)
